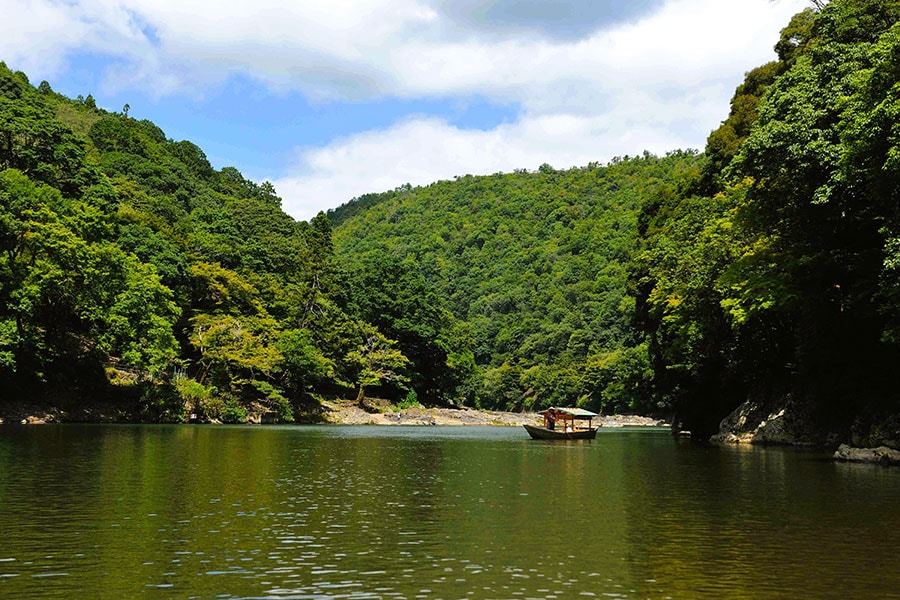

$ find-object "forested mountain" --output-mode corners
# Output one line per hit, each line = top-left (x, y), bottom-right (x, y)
(331, 154), (700, 414)
(3, 0), (900, 446)
(631, 0), (900, 441)
(0, 64), (430, 422)
(331, 0), (900, 444)
(0, 56), (697, 422)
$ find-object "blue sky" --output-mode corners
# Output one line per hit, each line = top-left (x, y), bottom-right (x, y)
(1, 0), (807, 221)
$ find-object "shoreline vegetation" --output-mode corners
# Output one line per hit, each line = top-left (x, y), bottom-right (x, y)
(3, 2), (900, 466)
(0, 396), (666, 429)
(3, 397), (896, 465)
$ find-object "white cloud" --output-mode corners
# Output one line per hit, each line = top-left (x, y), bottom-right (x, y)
(269, 0), (809, 221)
(273, 110), (695, 222)
(3, 0), (806, 101)
(0, 0), (810, 220)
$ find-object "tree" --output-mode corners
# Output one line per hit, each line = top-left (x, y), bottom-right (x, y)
(189, 312), (282, 390)
(629, 0), (900, 437)
(0, 95), (95, 196)
(277, 329), (334, 396)
(345, 324), (410, 404)
(344, 252), (470, 403)
(0, 169), (179, 383)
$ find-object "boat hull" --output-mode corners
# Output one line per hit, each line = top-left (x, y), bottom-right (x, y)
(523, 424), (598, 440)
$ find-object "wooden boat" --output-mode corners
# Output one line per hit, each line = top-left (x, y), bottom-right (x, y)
(524, 407), (600, 440)
(523, 423), (598, 440)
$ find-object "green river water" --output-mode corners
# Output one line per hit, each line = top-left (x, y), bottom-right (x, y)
(1, 424), (899, 599)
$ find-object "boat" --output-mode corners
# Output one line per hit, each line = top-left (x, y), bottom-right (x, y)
(524, 407), (600, 440)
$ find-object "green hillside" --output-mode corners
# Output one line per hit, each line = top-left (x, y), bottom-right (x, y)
(332, 0), (900, 444)
(0, 65), (422, 421)
(3, 0), (900, 446)
(331, 154), (700, 413)
(632, 0), (900, 440)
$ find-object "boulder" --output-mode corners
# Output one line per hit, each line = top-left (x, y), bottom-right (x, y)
(711, 400), (806, 445)
(851, 413), (900, 450)
(834, 444), (900, 466)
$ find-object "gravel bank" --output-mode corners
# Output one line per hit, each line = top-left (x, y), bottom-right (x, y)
(319, 400), (667, 428)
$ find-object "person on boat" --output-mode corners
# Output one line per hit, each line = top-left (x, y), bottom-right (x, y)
(546, 409), (556, 430)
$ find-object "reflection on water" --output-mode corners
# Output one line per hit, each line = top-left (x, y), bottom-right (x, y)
(1, 425), (899, 598)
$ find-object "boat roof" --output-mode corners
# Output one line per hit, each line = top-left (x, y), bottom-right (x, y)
(543, 407), (598, 418)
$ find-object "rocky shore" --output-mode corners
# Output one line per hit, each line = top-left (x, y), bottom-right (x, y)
(711, 398), (900, 466)
(0, 395), (667, 429)
(319, 398), (667, 428)
(833, 444), (900, 466)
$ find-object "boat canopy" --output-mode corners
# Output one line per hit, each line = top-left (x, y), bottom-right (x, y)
(541, 407), (598, 419)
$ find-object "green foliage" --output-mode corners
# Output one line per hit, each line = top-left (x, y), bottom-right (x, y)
(213, 397), (249, 424)
(0, 88), (97, 196)
(139, 382), (185, 423)
(189, 313), (282, 388)
(9, 0), (900, 438)
(701, 62), (784, 192)
(277, 329), (334, 395)
(775, 8), (818, 64)
(0, 168), (180, 382)
(0, 318), (17, 370)
(631, 0), (900, 436)
(250, 379), (293, 422)
(332, 151), (700, 411)
(345, 323), (411, 401)
(581, 343), (654, 414)
(394, 388), (420, 410)
(174, 374), (214, 406)
(89, 116), (143, 154)
(342, 251), (467, 403)
(0, 65), (361, 418)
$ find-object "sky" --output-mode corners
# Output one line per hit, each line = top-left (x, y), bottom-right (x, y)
(1, 0), (809, 221)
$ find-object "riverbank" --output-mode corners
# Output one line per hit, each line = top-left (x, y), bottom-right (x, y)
(0, 395), (666, 428)
(319, 398), (667, 427)
(709, 398), (900, 466)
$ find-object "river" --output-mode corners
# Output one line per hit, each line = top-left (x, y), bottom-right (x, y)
(1, 424), (898, 599)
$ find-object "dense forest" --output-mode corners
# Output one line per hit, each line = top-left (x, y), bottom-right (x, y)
(629, 0), (900, 441)
(0, 62), (420, 423)
(330, 153), (699, 415)
(2, 0), (900, 444)
(331, 0), (900, 442)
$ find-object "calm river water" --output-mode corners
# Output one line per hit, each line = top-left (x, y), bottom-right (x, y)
(1, 424), (899, 599)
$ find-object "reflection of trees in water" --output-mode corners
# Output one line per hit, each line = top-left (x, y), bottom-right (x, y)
(620, 438), (900, 598)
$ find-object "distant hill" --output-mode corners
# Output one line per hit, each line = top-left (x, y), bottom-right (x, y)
(331, 153), (701, 412)
(4, 0), (898, 445)
(0, 62), (393, 422)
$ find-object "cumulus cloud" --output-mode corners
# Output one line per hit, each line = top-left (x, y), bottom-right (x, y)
(4, 0), (806, 101)
(269, 0), (809, 220)
(0, 0), (810, 219)
(274, 105), (702, 222)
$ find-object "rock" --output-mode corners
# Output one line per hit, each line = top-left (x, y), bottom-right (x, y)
(600, 415), (667, 428)
(19, 414), (56, 425)
(850, 413), (900, 450)
(711, 400), (809, 445)
(319, 399), (543, 426)
(751, 408), (797, 444)
(834, 444), (900, 466)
